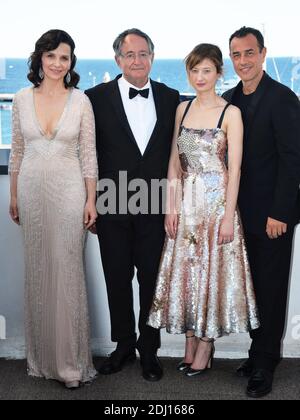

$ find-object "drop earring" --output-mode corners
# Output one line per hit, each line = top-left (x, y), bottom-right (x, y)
(66, 72), (71, 84)
(39, 68), (44, 80)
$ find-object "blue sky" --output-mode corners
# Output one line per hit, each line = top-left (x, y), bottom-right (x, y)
(0, 0), (299, 58)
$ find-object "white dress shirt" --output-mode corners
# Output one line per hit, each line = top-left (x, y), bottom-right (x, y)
(118, 76), (157, 155)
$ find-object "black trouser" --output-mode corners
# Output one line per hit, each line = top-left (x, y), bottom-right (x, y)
(97, 216), (165, 354)
(244, 228), (296, 372)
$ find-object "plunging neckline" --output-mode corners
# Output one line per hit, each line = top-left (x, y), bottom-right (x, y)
(31, 87), (73, 141)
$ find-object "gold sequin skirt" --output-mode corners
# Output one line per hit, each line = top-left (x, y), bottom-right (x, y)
(148, 181), (260, 339)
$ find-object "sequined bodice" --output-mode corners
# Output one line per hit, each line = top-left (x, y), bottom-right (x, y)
(9, 87), (98, 179)
(178, 126), (228, 175)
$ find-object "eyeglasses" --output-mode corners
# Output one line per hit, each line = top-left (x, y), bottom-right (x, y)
(120, 52), (152, 61)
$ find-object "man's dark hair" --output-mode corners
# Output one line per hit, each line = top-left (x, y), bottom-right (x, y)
(229, 26), (265, 52)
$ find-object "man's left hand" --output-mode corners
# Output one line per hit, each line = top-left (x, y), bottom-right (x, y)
(266, 217), (287, 239)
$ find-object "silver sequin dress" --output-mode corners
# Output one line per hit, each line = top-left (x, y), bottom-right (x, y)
(9, 87), (98, 383)
(148, 102), (260, 339)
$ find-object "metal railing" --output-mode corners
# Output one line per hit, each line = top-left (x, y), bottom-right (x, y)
(0, 94), (196, 150)
(0, 95), (13, 150)
(1, 91), (300, 174)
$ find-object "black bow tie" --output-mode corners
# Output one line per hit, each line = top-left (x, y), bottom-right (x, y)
(129, 87), (149, 99)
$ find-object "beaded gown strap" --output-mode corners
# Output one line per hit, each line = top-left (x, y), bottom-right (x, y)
(217, 103), (231, 129)
(180, 99), (195, 127)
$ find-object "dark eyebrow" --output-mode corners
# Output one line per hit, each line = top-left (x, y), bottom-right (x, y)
(46, 51), (69, 58)
(124, 49), (149, 54)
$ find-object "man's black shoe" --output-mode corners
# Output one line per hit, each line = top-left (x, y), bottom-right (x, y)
(236, 359), (253, 378)
(98, 350), (136, 375)
(246, 368), (273, 398)
(140, 353), (163, 382)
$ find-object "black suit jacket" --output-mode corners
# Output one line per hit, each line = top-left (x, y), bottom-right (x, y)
(85, 75), (180, 219)
(223, 72), (300, 234)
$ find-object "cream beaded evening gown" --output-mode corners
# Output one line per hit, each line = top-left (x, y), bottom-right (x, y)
(9, 87), (98, 383)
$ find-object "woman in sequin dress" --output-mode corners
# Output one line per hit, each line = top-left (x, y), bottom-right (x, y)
(9, 30), (98, 388)
(148, 44), (260, 376)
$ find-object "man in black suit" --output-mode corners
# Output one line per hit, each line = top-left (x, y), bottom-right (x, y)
(224, 26), (300, 398)
(85, 29), (180, 382)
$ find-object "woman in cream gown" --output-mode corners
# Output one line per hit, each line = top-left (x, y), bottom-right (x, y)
(9, 30), (98, 388)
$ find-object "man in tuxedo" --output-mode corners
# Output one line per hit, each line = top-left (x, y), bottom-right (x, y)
(86, 29), (180, 381)
(224, 26), (300, 398)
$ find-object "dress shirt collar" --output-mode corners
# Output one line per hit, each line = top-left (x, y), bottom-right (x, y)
(119, 75), (151, 93)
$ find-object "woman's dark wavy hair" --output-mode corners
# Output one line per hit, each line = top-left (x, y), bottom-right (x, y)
(27, 29), (80, 88)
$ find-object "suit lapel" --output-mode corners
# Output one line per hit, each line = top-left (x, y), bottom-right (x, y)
(232, 73), (270, 140)
(109, 75), (142, 155)
(225, 86), (238, 104)
(246, 73), (270, 140)
(143, 80), (163, 157)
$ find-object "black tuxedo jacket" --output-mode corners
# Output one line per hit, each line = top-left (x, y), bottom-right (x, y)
(223, 73), (300, 234)
(85, 75), (180, 219)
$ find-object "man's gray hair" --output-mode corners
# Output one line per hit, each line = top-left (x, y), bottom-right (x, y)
(113, 28), (155, 57)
